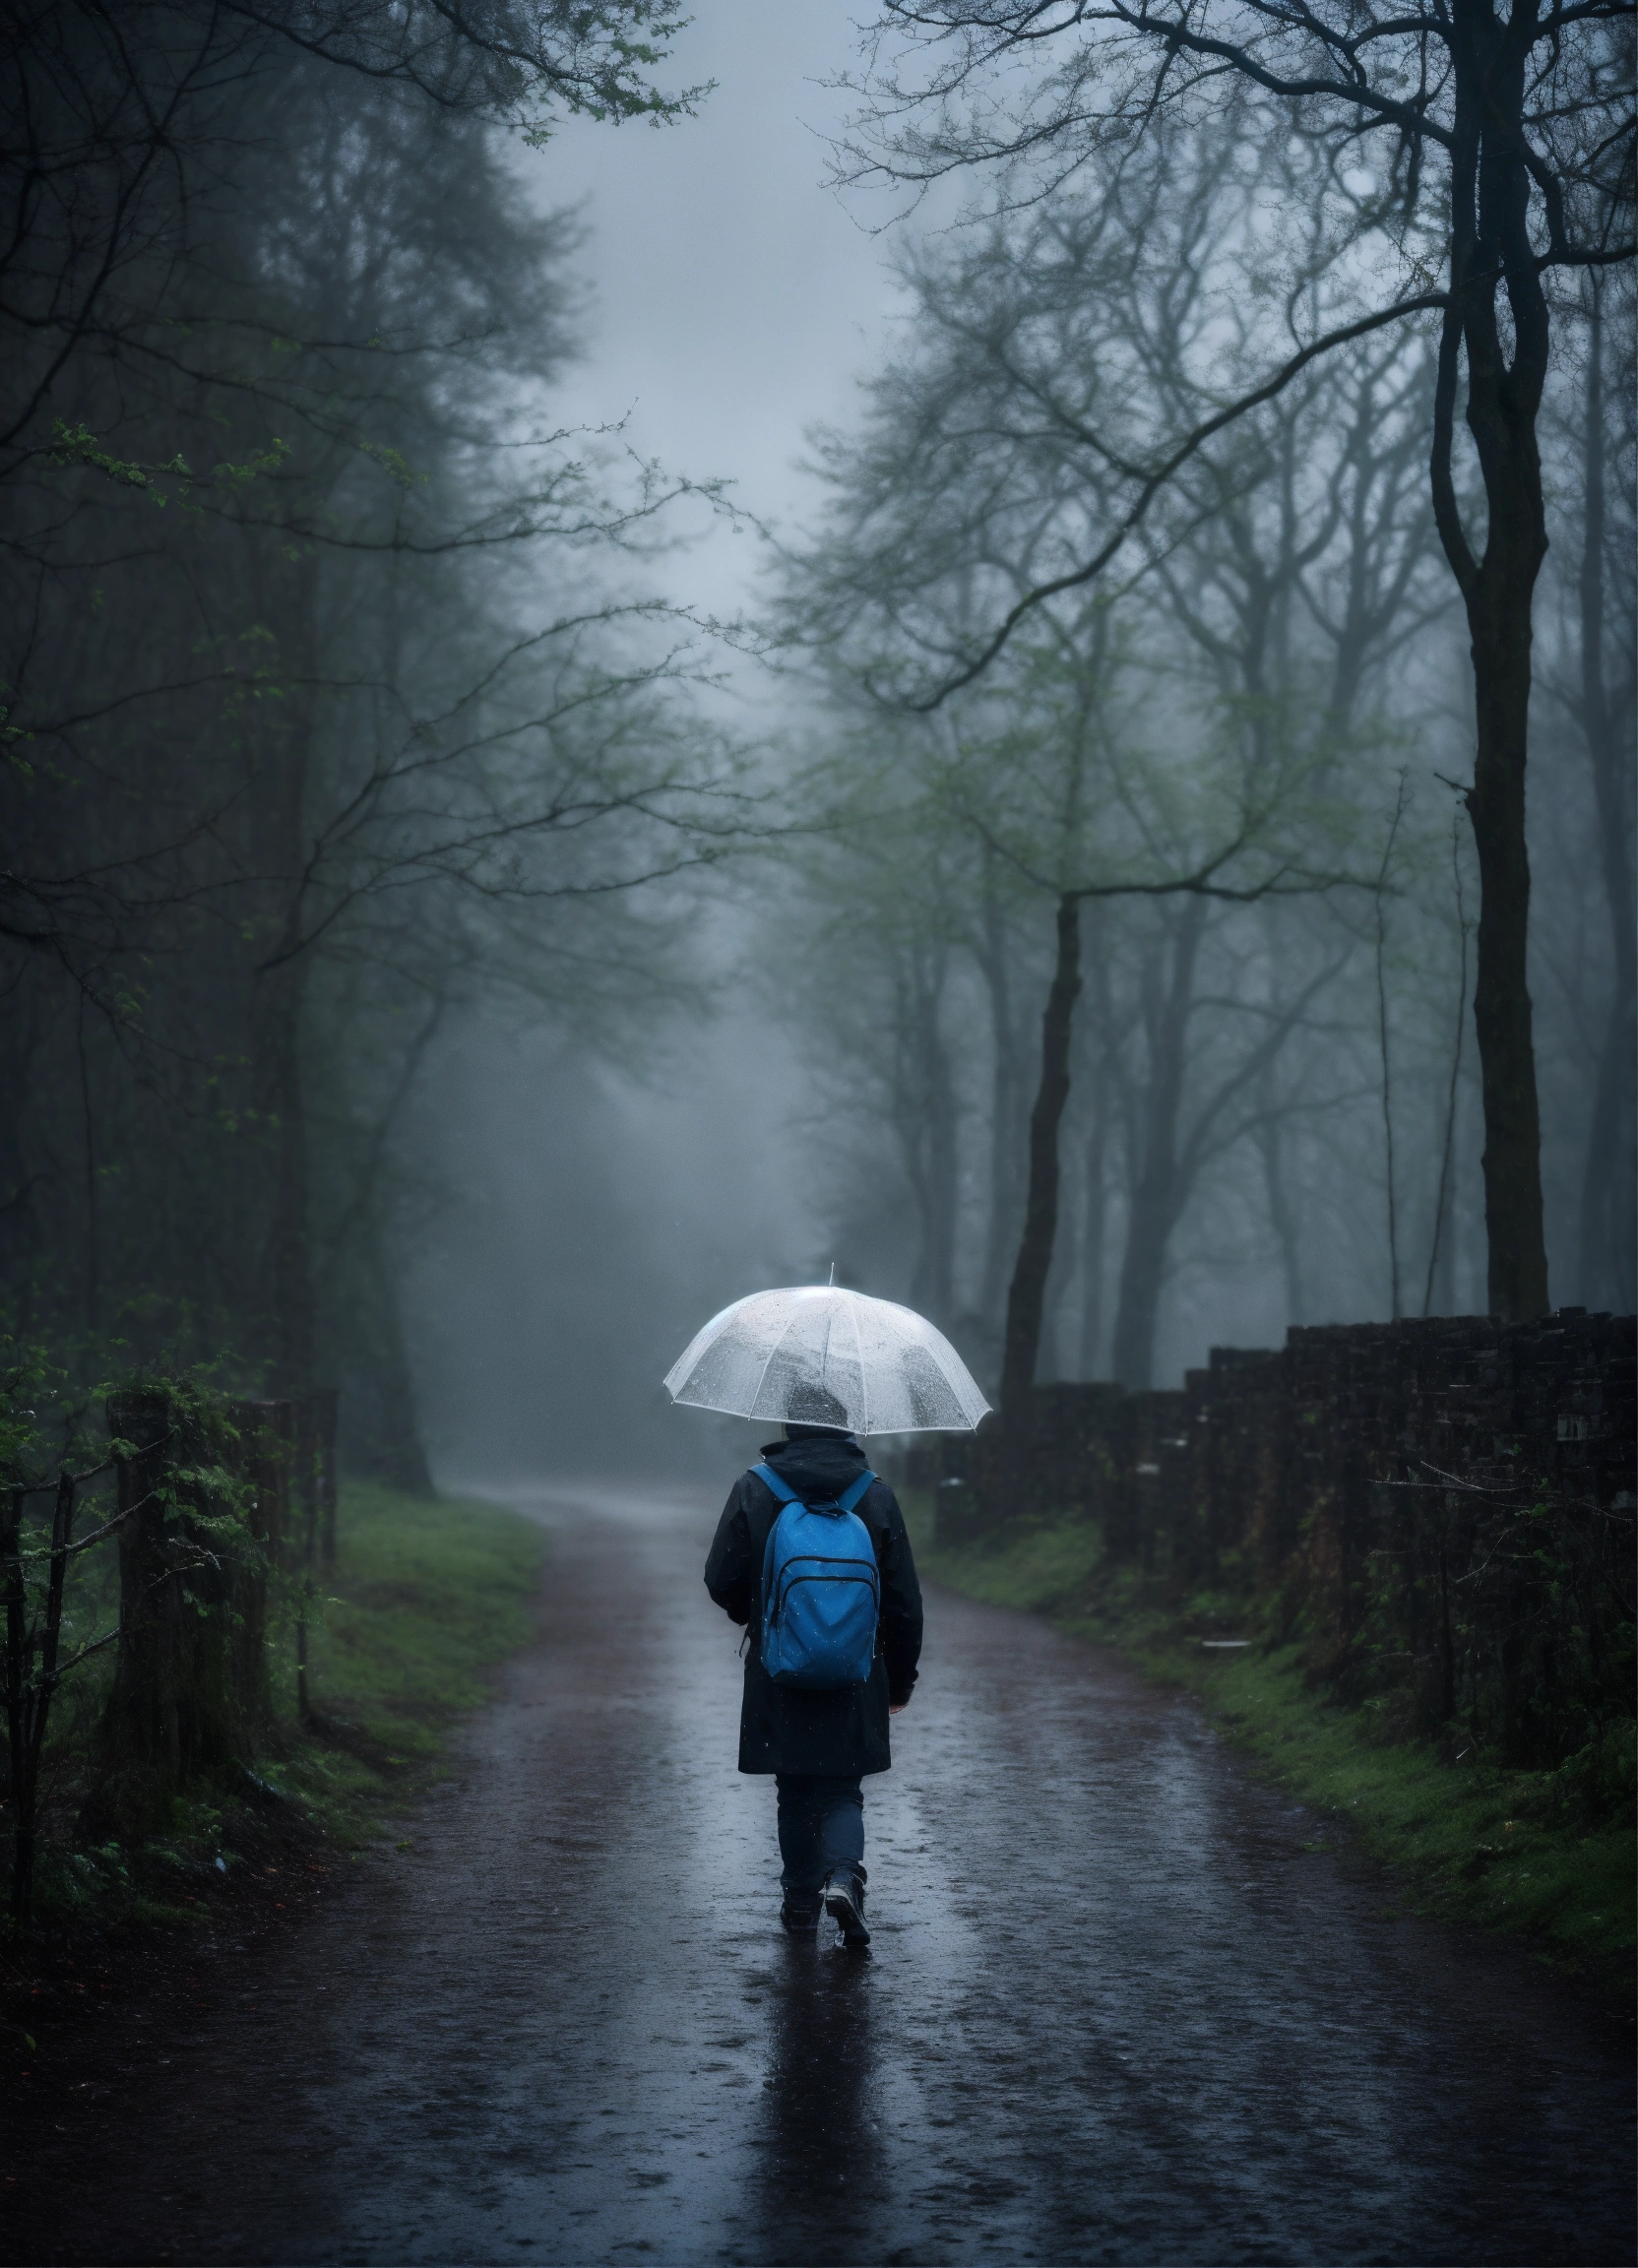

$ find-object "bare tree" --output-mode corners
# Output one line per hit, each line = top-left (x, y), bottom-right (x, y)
(837, 0), (1635, 1319)
(1562, 272), (1637, 1306)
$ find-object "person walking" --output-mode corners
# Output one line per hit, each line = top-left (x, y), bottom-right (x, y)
(704, 1411), (923, 1947)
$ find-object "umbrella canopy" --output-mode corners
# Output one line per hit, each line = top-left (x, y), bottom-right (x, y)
(662, 1284), (990, 1435)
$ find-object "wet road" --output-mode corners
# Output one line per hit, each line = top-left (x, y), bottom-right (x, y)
(25, 1483), (1635, 2265)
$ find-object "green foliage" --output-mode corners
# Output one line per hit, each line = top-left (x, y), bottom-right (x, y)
(0, 1334), (261, 1491)
(46, 420), (291, 509)
(262, 1483), (541, 1846)
(1164, 1642), (1636, 1983)
(3, 1359), (270, 1925)
(0, 1338), (72, 1482)
(1288, 1480), (1637, 1775)
(17, 1480), (540, 1930)
(112, 1363), (257, 1530)
(906, 1495), (1105, 1611)
(47, 419), (188, 498)
(513, 2), (713, 137)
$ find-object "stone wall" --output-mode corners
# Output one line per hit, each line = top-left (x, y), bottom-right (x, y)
(899, 1310), (1635, 1769)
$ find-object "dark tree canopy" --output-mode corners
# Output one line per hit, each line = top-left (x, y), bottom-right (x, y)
(0, 0), (736, 1471)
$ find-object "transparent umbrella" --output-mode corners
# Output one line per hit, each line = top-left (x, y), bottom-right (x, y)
(662, 1285), (990, 1435)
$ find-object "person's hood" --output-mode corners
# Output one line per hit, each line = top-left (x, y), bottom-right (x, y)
(758, 1429), (868, 1501)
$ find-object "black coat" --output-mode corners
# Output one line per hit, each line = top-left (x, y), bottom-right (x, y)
(703, 1433), (923, 1778)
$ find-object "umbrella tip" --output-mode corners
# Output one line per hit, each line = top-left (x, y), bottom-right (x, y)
(828, 1259), (836, 1287)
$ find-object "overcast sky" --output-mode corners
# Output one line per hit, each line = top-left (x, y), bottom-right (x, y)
(425, 10), (937, 1480)
(528, 1), (914, 622)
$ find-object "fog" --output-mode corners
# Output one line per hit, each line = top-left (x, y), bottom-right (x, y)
(410, 1008), (818, 1483)
(406, 4), (899, 1486)
(3, 0), (1630, 1491)
(536, 0), (910, 623)
(5, 18), (1631, 2254)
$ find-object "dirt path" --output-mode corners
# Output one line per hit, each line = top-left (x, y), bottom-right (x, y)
(9, 1482), (1632, 2266)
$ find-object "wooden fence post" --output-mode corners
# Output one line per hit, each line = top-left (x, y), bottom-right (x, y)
(313, 1388), (340, 1567)
(292, 1396), (315, 1724)
(234, 1400), (291, 1732)
(101, 1390), (275, 1807)
(102, 1391), (209, 1797)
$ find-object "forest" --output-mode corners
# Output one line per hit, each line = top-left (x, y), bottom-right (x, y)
(2, 7), (1631, 1460)
(0, 0), (1632, 1828)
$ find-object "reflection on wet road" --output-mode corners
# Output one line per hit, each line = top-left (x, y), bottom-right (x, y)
(29, 1483), (1635, 2265)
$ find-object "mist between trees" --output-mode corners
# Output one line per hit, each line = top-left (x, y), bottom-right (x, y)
(770, 80), (1634, 1417)
(1, 3), (1633, 1502)
(2, 1), (755, 1484)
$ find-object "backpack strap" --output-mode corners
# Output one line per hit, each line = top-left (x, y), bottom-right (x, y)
(750, 1463), (875, 1515)
(836, 1470), (876, 1515)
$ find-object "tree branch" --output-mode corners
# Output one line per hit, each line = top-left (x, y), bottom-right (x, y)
(884, 292), (1448, 709)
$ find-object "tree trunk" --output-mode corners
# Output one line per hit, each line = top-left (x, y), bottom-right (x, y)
(99, 1391), (273, 1813)
(314, 1386), (341, 1562)
(1256, 1094), (1305, 1329)
(3, 1485), (36, 1922)
(917, 1022), (960, 1328)
(1466, 584), (1548, 1319)
(259, 956), (315, 1397)
(976, 851), (1026, 1332)
(363, 1230), (435, 1495)
(76, 998), (99, 1339)
(1429, 1128), (1460, 1317)
(1430, 6), (1551, 1321)
(1109, 897), (1206, 1389)
(999, 893), (1082, 1428)
(1574, 275), (1638, 1311)
(1076, 900), (1114, 1376)
(1423, 823), (1470, 1318)
(899, 953), (958, 1325)
(250, 538), (319, 1396)
(1077, 1077), (1110, 1377)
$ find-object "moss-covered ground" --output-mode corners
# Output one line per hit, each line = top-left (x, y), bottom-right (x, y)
(5, 1483), (541, 2100)
(266, 1481), (542, 1848)
(906, 1491), (1635, 1997)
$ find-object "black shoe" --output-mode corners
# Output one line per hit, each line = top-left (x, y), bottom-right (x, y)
(822, 1866), (870, 1947)
(781, 1895), (821, 1933)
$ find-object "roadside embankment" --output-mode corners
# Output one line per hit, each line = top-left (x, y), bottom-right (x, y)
(3, 1480), (541, 2036)
(906, 1493), (1634, 1995)
(890, 1309), (1635, 1995)
(269, 1480), (542, 1850)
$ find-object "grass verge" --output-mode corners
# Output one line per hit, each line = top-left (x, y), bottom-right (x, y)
(3, 1483), (542, 2123)
(267, 1481), (543, 1850)
(907, 1491), (1635, 1998)
(19, 1481), (541, 1937)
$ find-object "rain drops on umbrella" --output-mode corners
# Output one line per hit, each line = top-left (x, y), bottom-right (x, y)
(662, 1283), (989, 1436)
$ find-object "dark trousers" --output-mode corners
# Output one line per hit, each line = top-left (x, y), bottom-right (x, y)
(775, 1774), (864, 1896)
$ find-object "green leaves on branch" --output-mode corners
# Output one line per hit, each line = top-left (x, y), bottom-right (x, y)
(46, 424), (291, 509)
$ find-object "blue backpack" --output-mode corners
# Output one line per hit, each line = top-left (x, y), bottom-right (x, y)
(753, 1463), (880, 1688)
